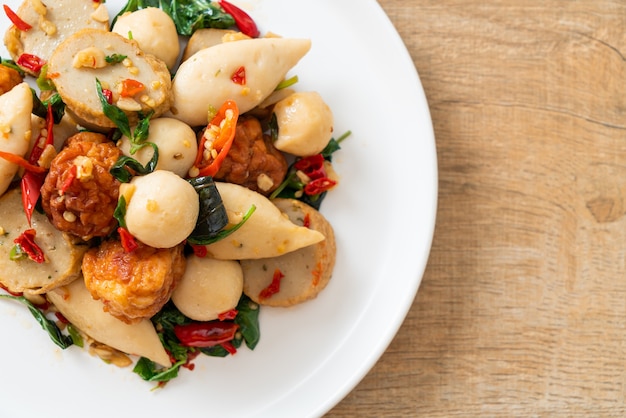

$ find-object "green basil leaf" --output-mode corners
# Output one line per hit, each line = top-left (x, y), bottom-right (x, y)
(186, 204), (256, 245)
(105, 54), (128, 64)
(0, 294), (73, 349)
(95, 78), (132, 138)
(31, 90), (66, 124)
(235, 294), (260, 350)
(113, 195), (127, 228)
(110, 143), (159, 183)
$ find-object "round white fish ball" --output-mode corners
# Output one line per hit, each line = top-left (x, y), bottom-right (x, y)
(125, 170), (199, 248)
(171, 256), (243, 321)
(112, 8), (180, 70)
(273, 91), (334, 157)
(117, 118), (197, 178)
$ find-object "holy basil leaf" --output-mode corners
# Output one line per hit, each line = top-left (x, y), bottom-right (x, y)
(186, 204), (256, 245)
(95, 78), (132, 138)
(187, 176), (228, 241)
(110, 142), (159, 183)
(0, 294), (73, 349)
(234, 294), (260, 350)
(31, 89), (66, 124)
(113, 195), (128, 228)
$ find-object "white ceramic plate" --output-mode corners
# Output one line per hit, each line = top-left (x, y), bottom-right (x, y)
(0, 1), (437, 417)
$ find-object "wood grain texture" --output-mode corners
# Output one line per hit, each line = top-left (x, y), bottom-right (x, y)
(327, 1), (626, 416)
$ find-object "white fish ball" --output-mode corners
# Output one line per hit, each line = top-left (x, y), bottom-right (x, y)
(112, 8), (180, 70)
(125, 170), (199, 248)
(171, 256), (243, 321)
(273, 91), (334, 157)
(118, 117), (198, 178)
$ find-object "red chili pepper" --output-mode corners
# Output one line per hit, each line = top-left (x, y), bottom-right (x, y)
(17, 53), (45, 73)
(13, 229), (45, 263)
(3, 5), (31, 31)
(218, 0), (259, 38)
(220, 341), (237, 355)
(0, 283), (23, 297)
(192, 100), (239, 177)
(294, 154), (327, 180)
(59, 164), (77, 195)
(102, 88), (113, 104)
(54, 312), (69, 324)
(302, 213), (311, 228)
(120, 79), (145, 97)
(173, 321), (239, 348)
(21, 103), (55, 225)
(118, 227), (138, 253)
(231, 66), (246, 85)
(304, 177), (337, 196)
(259, 268), (284, 299)
(218, 309), (238, 321)
(0, 151), (47, 173)
(191, 244), (207, 258)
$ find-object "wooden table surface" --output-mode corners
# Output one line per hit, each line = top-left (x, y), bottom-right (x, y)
(328, 1), (626, 416)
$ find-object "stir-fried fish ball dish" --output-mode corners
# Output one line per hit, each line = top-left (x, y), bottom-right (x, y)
(0, 0), (346, 385)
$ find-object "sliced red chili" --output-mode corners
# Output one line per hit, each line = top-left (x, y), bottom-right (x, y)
(3, 5), (31, 31)
(59, 164), (77, 195)
(220, 341), (237, 355)
(21, 103), (55, 225)
(173, 321), (239, 348)
(231, 66), (246, 85)
(302, 213), (311, 228)
(192, 100), (239, 177)
(259, 268), (284, 299)
(102, 88), (113, 104)
(17, 53), (45, 73)
(218, 309), (238, 321)
(0, 151), (47, 174)
(0, 283), (23, 297)
(120, 79), (145, 97)
(304, 177), (337, 196)
(218, 0), (259, 38)
(294, 154), (327, 180)
(13, 229), (45, 264)
(191, 244), (207, 258)
(118, 227), (138, 253)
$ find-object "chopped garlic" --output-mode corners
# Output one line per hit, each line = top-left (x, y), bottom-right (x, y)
(73, 155), (94, 181)
(257, 173), (274, 192)
(30, 0), (47, 16)
(116, 96), (142, 111)
(90, 4), (109, 23)
(72, 47), (107, 69)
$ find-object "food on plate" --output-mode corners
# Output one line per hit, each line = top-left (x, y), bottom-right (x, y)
(242, 198), (336, 307)
(0, 82), (31, 196)
(204, 182), (325, 260)
(0, 0), (346, 385)
(169, 37), (312, 126)
(0, 187), (88, 294)
(181, 28), (243, 62)
(47, 277), (171, 367)
(214, 115), (288, 195)
(171, 256), (243, 322)
(82, 239), (185, 324)
(273, 91), (334, 157)
(123, 170), (200, 248)
(41, 131), (122, 241)
(3, 0), (110, 75)
(116, 117), (197, 178)
(48, 28), (172, 129)
(112, 7), (180, 70)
